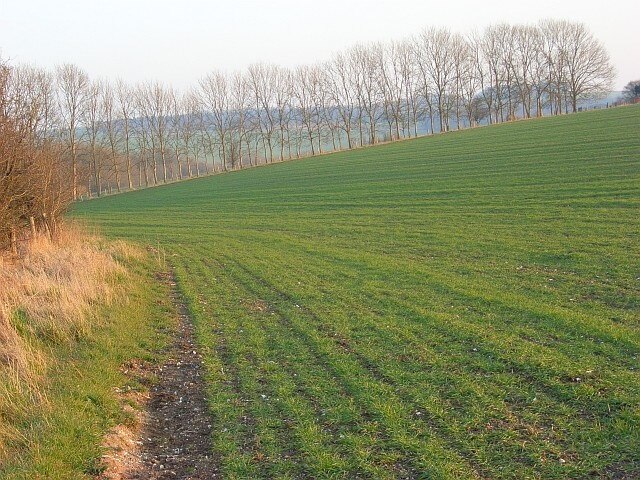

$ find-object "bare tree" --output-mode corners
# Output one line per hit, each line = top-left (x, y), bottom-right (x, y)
(231, 73), (253, 167)
(168, 89), (186, 179)
(457, 37), (482, 127)
(562, 21), (614, 112)
(416, 28), (457, 132)
(199, 71), (233, 170)
(540, 19), (571, 115)
(350, 44), (383, 144)
(292, 66), (318, 155)
(116, 79), (134, 189)
(510, 25), (550, 117)
(308, 66), (329, 154)
(6, 65), (57, 144)
(414, 36), (437, 134)
(247, 64), (278, 163)
(137, 82), (171, 182)
(83, 79), (105, 196)
(327, 52), (358, 148)
(318, 70), (342, 151)
(496, 25), (518, 121)
(272, 66), (292, 161)
(56, 64), (89, 199)
(133, 86), (156, 185)
(398, 39), (421, 137)
(509, 25), (537, 118)
(180, 90), (201, 177)
(378, 41), (407, 141)
(101, 81), (123, 193)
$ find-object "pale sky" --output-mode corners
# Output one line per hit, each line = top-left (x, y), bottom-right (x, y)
(0, 0), (637, 90)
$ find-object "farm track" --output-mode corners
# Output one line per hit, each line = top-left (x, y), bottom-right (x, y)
(102, 270), (219, 479)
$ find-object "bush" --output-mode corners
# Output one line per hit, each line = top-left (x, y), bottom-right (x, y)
(0, 60), (73, 252)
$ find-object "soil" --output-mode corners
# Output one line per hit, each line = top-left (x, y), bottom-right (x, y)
(100, 271), (219, 479)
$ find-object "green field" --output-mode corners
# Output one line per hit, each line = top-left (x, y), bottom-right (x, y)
(74, 106), (640, 479)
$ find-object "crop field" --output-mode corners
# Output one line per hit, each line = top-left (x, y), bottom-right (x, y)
(73, 106), (640, 479)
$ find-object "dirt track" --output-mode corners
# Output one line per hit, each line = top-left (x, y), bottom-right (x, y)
(101, 271), (219, 479)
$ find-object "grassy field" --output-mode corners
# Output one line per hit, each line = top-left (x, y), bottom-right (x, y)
(73, 106), (640, 479)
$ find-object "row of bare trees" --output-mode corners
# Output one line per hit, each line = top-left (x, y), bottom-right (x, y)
(3, 19), (615, 199)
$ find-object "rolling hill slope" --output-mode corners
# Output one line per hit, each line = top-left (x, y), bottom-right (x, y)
(74, 106), (640, 479)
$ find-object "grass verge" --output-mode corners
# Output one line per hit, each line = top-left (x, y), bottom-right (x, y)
(0, 227), (174, 479)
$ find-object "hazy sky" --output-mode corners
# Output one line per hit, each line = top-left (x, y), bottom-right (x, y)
(1, 0), (637, 90)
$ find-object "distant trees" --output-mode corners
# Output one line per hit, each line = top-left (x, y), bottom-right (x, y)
(0, 19), (617, 200)
(620, 80), (640, 103)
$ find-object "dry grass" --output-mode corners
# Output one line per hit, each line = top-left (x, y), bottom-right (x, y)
(0, 223), (141, 461)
